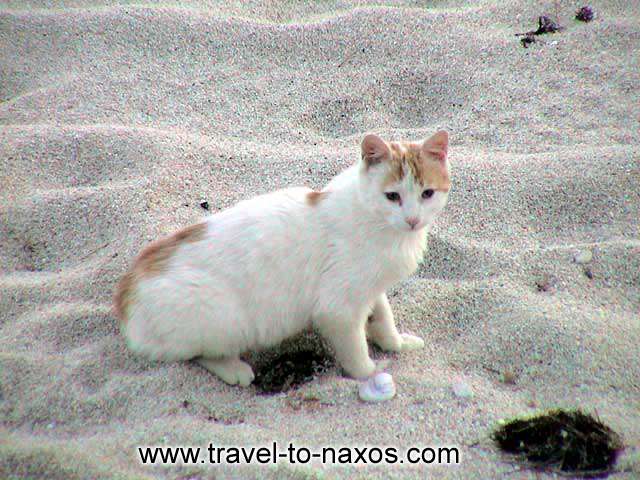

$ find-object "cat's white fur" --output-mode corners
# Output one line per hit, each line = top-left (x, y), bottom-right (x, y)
(118, 132), (450, 386)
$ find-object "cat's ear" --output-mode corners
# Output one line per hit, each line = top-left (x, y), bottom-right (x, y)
(361, 134), (391, 167)
(421, 130), (449, 161)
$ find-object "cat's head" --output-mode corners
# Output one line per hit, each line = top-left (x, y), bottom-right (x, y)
(359, 131), (450, 232)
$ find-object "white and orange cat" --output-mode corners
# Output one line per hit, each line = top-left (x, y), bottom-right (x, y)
(114, 131), (451, 386)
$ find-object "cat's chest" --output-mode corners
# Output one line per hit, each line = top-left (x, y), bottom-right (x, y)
(382, 237), (426, 278)
(343, 233), (426, 284)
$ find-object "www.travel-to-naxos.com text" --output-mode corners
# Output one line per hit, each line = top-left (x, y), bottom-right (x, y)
(137, 441), (460, 467)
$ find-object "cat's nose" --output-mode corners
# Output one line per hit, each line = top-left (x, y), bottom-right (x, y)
(405, 217), (419, 229)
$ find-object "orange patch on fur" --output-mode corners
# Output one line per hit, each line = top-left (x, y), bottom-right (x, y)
(384, 141), (450, 191)
(113, 222), (207, 324)
(113, 270), (136, 323)
(306, 190), (329, 206)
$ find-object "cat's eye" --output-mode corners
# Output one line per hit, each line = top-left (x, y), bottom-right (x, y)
(385, 192), (401, 202)
(422, 189), (435, 199)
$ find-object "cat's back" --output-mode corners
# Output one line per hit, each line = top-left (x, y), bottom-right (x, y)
(177, 186), (326, 278)
(205, 186), (318, 244)
(116, 186), (320, 301)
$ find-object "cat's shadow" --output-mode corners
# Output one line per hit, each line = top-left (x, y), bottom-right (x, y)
(419, 234), (498, 281)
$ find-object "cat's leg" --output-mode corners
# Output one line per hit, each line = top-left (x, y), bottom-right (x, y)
(367, 293), (425, 352)
(196, 357), (255, 387)
(315, 312), (376, 379)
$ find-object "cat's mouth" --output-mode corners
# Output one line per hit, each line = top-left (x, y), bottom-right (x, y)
(398, 222), (425, 233)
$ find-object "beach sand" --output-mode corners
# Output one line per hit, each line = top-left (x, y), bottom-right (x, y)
(1, 1), (639, 478)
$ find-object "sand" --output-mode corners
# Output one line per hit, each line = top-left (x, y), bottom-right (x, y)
(1, 0), (639, 478)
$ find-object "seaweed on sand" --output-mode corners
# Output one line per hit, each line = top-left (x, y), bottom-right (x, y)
(253, 349), (333, 394)
(494, 409), (624, 477)
(516, 15), (564, 48)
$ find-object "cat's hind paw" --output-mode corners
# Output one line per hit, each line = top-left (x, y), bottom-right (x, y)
(399, 333), (425, 352)
(197, 357), (255, 387)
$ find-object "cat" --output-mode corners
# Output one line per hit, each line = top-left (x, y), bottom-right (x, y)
(114, 131), (451, 386)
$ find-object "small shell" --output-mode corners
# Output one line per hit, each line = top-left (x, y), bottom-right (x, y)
(359, 372), (396, 402)
(452, 381), (473, 399)
(573, 249), (593, 264)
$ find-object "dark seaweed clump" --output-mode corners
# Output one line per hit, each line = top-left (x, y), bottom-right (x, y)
(576, 6), (595, 22)
(253, 349), (333, 394)
(494, 409), (624, 477)
(533, 15), (564, 34)
(516, 15), (564, 48)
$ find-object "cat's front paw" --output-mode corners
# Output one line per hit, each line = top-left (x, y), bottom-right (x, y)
(399, 333), (425, 352)
(342, 357), (376, 380)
